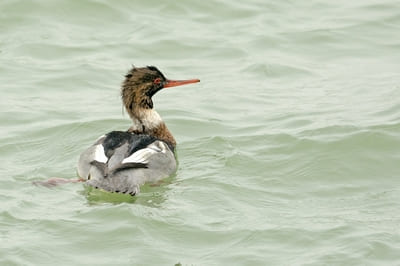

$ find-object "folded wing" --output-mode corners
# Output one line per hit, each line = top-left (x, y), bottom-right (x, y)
(77, 131), (176, 195)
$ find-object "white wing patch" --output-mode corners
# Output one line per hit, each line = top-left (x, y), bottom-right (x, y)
(122, 141), (168, 165)
(93, 144), (108, 163)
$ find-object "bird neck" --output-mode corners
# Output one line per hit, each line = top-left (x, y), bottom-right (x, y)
(127, 108), (176, 148)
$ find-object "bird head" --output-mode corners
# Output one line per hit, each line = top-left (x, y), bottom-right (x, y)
(121, 66), (200, 112)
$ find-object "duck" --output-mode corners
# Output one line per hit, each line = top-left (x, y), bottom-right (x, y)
(76, 66), (200, 195)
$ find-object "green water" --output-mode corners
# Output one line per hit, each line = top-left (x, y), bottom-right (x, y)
(1, 0), (400, 265)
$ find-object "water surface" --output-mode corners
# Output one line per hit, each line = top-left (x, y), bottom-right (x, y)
(1, 0), (400, 265)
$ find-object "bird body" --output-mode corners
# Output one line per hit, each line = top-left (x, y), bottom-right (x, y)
(76, 66), (199, 195)
(78, 131), (176, 195)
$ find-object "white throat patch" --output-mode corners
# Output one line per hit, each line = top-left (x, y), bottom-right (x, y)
(131, 109), (163, 131)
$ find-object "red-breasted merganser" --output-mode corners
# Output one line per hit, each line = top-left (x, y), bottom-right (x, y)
(75, 66), (199, 195)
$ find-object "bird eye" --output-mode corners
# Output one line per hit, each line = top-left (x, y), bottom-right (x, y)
(153, 78), (161, 84)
